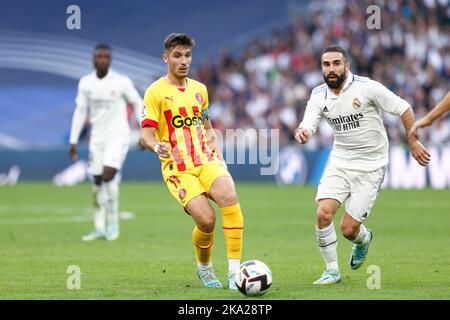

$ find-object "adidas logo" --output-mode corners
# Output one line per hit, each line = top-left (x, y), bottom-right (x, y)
(362, 212), (368, 219)
(323, 106), (329, 112)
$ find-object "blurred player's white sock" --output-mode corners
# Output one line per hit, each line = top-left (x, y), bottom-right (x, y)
(228, 259), (240, 274)
(104, 180), (119, 225)
(316, 223), (339, 271)
(352, 224), (370, 245)
(197, 262), (212, 269)
(93, 184), (106, 233)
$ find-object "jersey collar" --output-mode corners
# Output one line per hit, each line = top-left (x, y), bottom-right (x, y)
(162, 76), (189, 92)
(326, 71), (354, 99)
(94, 69), (114, 81)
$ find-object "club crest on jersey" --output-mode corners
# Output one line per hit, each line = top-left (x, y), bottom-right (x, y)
(179, 188), (187, 200)
(195, 92), (203, 104)
(352, 97), (362, 109)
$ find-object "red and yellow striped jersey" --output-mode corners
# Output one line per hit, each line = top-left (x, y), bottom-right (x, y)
(141, 77), (217, 174)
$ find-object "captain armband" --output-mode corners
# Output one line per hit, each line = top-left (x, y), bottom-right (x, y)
(202, 107), (210, 121)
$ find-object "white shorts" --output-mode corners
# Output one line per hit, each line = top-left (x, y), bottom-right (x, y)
(88, 138), (129, 176)
(315, 165), (386, 222)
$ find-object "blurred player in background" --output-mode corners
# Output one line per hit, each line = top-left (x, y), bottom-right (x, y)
(410, 92), (450, 139)
(295, 46), (430, 285)
(69, 44), (142, 241)
(140, 33), (244, 290)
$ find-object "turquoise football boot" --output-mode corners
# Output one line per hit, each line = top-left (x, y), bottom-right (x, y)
(197, 266), (223, 288)
(350, 229), (373, 270)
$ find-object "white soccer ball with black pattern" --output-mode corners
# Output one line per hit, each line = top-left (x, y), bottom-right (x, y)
(235, 260), (272, 296)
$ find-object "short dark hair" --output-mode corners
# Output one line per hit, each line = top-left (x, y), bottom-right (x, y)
(321, 46), (349, 62)
(164, 33), (195, 52)
(95, 43), (111, 51)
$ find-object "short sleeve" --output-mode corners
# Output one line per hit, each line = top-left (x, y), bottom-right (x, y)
(141, 87), (160, 128)
(369, 80), (410, 116)
(201, 85), (209, 110)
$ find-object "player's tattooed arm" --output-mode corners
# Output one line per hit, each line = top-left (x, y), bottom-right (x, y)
(401, 107), (431, 166)
(204, 118), (226, 166)
(140, 127), (170, 158)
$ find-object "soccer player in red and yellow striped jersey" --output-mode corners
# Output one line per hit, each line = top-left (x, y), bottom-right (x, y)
(140, 33), (244, 290)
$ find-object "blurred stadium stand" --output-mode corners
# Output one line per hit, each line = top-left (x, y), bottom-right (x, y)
(0, 0), (449, 185)
(0, 0), (299, 148)
(194, 0), (450, 148)
(0, 30), (167, 147)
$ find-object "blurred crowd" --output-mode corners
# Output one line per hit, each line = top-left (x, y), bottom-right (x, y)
(194, 0), (450, 149)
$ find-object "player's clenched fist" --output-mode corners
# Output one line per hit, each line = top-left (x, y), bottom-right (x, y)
(294, 127), (310, 144)
(154, 142), (170, 158)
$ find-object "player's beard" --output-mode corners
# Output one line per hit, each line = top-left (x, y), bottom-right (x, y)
(324, 72), (345, 89)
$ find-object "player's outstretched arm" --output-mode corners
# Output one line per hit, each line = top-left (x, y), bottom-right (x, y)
(140, 127), (170, 158)
(294, 127), (311, 144)
(410, 91), (450, 140)
(401, 107), (431, 166)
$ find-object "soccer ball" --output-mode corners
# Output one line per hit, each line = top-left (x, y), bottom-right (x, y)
(235, 260), (272, 296)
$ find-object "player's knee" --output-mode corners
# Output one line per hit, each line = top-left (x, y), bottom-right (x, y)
(197, 214), (216, 233)
(341, 224), (358, 240)
(223, 192), (238, 206)
(316, 207), (333, 227)
(215, 189), (238, 207)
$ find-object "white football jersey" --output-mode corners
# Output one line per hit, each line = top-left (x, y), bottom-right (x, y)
(69, 69), (142, 144)
(299, 72), (410, 171)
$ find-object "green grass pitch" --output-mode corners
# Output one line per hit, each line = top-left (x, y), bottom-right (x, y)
(0, 182), (449, 299)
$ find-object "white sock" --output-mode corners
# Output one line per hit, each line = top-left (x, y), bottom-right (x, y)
(228, 259), (240, 275)
(316, 223), (339, 271)
(104, 180), (119, 226)
(197, 262), (212, 270)
(93, 184), (106, 233)
(352, 224), (370, 245)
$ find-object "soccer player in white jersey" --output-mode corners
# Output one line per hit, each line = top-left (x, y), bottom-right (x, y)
(69, 44), (142, 241)
(294, 46), (431, 285)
